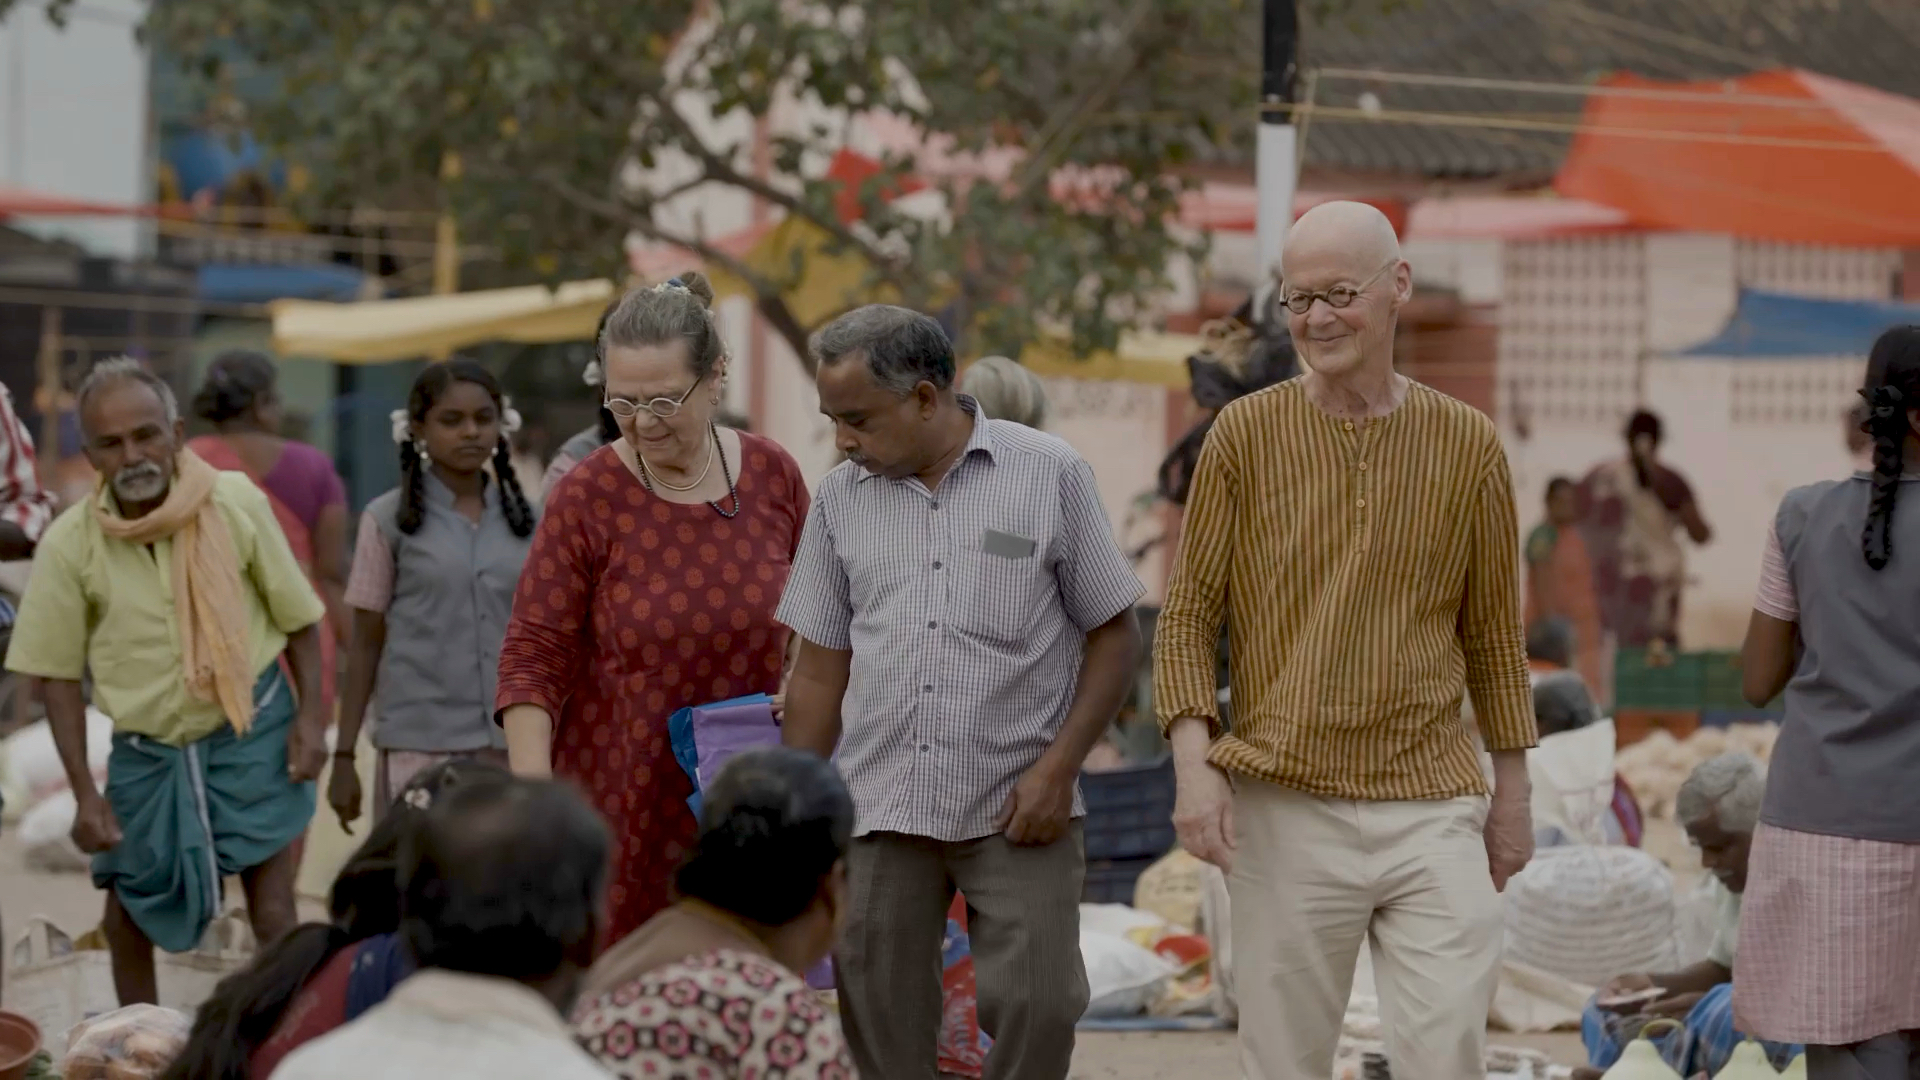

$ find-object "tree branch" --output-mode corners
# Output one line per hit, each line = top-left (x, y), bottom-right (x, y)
(1006, 0), (1165, 202)
(651, 99), (911, 283)
(534, 171), (818, 372)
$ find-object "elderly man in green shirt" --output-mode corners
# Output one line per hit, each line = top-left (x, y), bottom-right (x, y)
(6, 357), (328, 1006)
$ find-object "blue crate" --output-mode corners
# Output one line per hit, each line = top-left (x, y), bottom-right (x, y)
(1081, 755), (1177, 862)
(1083, 855), (1161, 905)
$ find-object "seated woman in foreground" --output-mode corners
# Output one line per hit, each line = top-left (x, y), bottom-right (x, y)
(573, 745), (854, 1079)
(157, 759), (510, 1080)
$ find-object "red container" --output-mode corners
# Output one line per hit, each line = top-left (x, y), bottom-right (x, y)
(0, 1010), (42, 1080)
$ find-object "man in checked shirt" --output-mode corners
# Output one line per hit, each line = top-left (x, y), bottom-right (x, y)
(780, 305), (1143, 1080)
(1155, 202), (1537, 1080)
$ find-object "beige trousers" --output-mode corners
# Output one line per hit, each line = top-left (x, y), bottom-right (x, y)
(1231, 779), (1503, 1080)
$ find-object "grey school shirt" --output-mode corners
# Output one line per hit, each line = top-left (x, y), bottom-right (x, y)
(1764, 474), (1920, 843)
(363, 474), (534, 752)
(776, 398), (1146, 842)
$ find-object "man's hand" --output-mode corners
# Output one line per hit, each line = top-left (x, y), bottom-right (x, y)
(1600, 972), (1657, 1000)
(1172, 758), (1237, 872)
(328, 756), (363, 833)
(995, 760), (1075, 846)
(286, 713), (328, 784)
(1168, 716), (1235, 872)
(71, 792), (122, 854)
(1484, 792), (1534, 891)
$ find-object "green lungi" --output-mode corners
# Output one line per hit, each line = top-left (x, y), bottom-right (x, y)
(91, 665), (315, 953)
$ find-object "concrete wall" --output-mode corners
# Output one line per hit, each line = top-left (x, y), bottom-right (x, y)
(0, 0), (150, 258)
(1498, 234), (1897, 649)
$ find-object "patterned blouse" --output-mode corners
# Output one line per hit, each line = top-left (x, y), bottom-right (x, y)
(573, 949), (853, 1080)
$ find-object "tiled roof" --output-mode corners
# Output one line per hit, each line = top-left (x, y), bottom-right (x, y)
(1207, 0), (1920, 181)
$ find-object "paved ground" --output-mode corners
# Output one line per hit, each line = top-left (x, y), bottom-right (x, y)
(0, 831), (1584, 1077)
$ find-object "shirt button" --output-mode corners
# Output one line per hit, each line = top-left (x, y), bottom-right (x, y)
(1358, 461), (1369, 471)
(930, 501), (940, 510)
(1357, 499), (1367, 509)
(922, 685), (933, 693)
(928, 620), (938, 629)
(920, 744), (930, 753)
(932, 561), (943, 570)
(1344, 421), (1355, 431)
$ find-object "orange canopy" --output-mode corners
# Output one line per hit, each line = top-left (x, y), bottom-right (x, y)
(1556, 69), (1920, 246)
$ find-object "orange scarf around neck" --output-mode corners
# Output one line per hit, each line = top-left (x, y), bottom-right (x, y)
(93, 449), (257, 734)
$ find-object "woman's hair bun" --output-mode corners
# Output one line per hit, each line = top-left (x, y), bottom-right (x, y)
(677, 270), (716, 308)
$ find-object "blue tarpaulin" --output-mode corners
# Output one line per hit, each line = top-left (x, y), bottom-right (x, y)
(1682, 288), (1920, 358)
(197, 263), (371, 304)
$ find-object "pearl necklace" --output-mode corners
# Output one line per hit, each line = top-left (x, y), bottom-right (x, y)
(636, 424), (741, 519)
(635, 432), (714, 492)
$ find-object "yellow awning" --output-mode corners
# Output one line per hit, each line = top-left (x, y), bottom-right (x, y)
(1018, 330), (1200, 388)
(269, 254), (1201, 387)
(270, 279), (615, 363)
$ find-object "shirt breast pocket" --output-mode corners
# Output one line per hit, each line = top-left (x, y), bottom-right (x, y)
(954, 534), (1049, 644)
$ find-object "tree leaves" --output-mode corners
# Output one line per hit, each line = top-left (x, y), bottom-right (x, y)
(143, 0), (1255, 366)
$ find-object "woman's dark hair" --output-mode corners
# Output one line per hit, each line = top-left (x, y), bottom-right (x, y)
(1860, 326), (1920, 570)
(676, 746), (854, 927)
(1526, 616), (1575, 669)
(192, 350), (278, 424)
(158, 759), (508, 1080)
(1545, 476), (1576, 500)
(397, 359), (535, 538)
(600, 271), (726, 381)
(1625, 409), (1664, 489)
(1533, 669), (1599, 738)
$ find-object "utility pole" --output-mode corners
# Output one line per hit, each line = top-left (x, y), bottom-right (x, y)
(1256, 0), (1299, 302)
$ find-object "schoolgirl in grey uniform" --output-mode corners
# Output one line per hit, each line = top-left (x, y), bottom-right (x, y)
(330, 360), (537, 826)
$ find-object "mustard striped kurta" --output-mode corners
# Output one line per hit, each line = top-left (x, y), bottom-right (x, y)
(1153, 378), (1536, 800)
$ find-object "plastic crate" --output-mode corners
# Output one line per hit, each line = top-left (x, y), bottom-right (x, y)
(1613, 649), (1709, 710)
(1080, 755), (1177, 862)
(1083, 855), (1161, 905)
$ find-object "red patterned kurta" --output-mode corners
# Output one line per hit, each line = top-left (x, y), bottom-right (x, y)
(496, 436), (809, 942)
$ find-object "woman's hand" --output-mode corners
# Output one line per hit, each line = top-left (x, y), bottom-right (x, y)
(501, 704), (555, 778)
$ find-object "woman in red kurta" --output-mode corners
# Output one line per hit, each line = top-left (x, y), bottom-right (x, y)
(496, 273), (808, 942)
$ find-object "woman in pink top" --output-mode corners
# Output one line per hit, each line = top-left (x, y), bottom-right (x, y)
(189, 351), (349, 711)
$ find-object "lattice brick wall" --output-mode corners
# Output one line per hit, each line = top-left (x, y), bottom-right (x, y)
(1728, 244), (1891, 426)
(1498, 237), (1646, 427)
(1729, 359), (1866, 427)
(1733, 242), (1900, 301)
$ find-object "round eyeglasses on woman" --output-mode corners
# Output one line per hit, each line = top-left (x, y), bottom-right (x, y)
(1281, 262), (1396, 315)
(604, 374), (705, 420)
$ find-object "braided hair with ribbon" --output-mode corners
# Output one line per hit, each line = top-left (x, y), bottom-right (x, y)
(1859, 326), (1920, 570)
(389, 359), (535, 538)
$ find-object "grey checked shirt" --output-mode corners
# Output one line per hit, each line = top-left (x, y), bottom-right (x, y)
(777, 399), (1145, 841)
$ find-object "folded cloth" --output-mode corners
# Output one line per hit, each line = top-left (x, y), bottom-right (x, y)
(92, 665), (316, 952)
(1581, 982), (1800, 1077)
(668, 694), (778, 819)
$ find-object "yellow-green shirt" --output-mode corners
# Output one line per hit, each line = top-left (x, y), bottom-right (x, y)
(1153, 379), (1536, 800)
(6, 472), (326, 746)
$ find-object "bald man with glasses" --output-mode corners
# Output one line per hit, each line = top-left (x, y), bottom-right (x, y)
(1153, 201), (1537, 1080)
